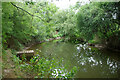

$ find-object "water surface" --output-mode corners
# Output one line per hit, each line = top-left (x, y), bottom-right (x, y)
(29, 40), (120, 78)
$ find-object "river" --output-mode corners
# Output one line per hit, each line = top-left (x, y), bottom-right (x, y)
(28, 40), (120, 78)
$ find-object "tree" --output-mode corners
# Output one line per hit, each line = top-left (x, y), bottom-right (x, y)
(2, 1), (58, 49)
(77, 2), (120, 49)
(77, 2), (120, 40)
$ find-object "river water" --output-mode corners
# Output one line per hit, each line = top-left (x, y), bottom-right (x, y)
(29, 40), (120, 78)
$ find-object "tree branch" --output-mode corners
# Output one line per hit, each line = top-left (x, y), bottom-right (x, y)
(10, 2), (44, 21)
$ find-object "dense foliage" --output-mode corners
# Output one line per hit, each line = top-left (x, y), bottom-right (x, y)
(77, 2), (120, 49)
(2, 1), (79, 78)
(2, 2), (58, 50)
(2, 1), (120, 78)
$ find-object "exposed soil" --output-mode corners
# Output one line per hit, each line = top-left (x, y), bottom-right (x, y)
(2, 50), (17, 78)
(2, 50), (27, 78)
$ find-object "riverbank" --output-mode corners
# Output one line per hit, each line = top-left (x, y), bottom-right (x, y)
(23, 37), (64, 50)
(2, 50), (25, 78)
(23, 37), (120, 53)
(88, 43), (120, 53)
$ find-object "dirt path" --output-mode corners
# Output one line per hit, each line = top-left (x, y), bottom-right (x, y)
(2, 50), (17, 78)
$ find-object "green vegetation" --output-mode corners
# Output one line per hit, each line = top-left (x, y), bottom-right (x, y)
(20, 55), (77, 78)
(2, 1), (120, 78)
(2, 2), (58, 50)
(77, 2), (120, 49)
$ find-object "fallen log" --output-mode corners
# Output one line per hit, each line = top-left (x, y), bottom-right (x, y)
(16, 50), (34, 58)
(17, 50), (34, 54)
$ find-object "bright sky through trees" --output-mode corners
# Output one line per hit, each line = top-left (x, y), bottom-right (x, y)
(50, 0), (90, 9)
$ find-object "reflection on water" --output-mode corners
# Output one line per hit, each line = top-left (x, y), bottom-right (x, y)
(52, 68), (67, 78)
(29, 41), (120, 78)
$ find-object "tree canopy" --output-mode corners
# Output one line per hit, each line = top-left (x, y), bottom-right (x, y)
(2, 1), (120, 49)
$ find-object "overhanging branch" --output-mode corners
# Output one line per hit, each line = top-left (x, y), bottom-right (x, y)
(10, 2), (44, 21)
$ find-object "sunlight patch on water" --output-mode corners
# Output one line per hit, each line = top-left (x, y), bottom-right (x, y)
(52, 69), (67, 78)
